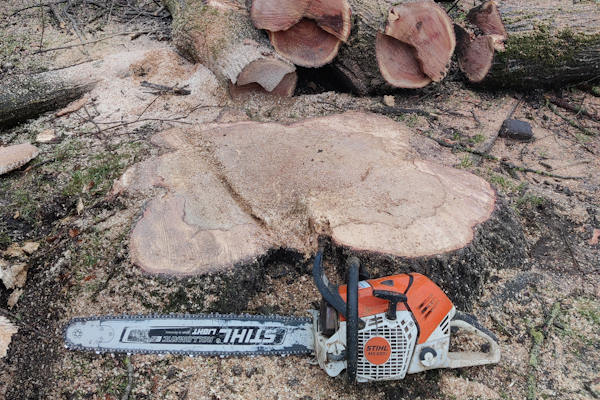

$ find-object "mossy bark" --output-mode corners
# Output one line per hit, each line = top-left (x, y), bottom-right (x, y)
(0, 71), (96, 129)
(480, 0), (600, 88)
(162, 0), (297, 94)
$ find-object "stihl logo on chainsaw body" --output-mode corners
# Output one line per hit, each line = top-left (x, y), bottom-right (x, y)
(121, 326), (286, 346)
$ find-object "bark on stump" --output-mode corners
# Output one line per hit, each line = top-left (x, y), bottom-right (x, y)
(471, 0), (600, 88)
(114, 112), (525, 309)
(163, 0), (298, 96)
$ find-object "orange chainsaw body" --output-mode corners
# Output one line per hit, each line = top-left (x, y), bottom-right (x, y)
(337, 273), (453, 344)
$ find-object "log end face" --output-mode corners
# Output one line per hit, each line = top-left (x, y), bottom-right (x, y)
(0, 143), (39, 176)
(236, 57), (296, 93)
(455, 27), (495, 83)
(376, 33), (432, 89)
(269, 19), (342, 68)
(250, 0), (310, 32)
(385, 2), (456, 82)
(466, 0), (508, 41)
(304, 0), (352, 42)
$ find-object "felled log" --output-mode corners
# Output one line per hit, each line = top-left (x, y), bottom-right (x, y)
(335, 0), (455, 94)
(251, 0), (455, 93)
(114, 112), (525, 309)
(466, 0), (600, 88)
(0, 71), (96, 129)
(163, 0), (297, 96)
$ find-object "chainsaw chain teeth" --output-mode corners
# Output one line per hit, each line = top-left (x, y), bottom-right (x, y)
(63, 313), (313, 357)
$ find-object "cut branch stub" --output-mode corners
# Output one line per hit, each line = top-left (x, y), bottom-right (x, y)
(251, 0), (351, 68)
(383, 2), (455, 82)
(374, 0), (455, 88)
(268, 19), (342, 68)
(455, 0), (507, 83)
(467, 0), (507, 51)
(250, 0), (310, 31)
(454, 24), (495, 83)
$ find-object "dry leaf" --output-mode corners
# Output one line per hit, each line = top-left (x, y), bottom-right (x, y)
(0, 316), (18, 359)
(0, 263), (28, 289)
(3, 244), (24, 259)
(68, 228), (80, 238)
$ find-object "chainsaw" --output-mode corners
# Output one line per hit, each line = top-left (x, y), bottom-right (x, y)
(65, 250), (500, 383)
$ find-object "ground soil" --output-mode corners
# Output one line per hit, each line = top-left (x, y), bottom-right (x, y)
(0, 1), (599, 400)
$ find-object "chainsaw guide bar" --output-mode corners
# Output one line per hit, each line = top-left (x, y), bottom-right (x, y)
(64, 313), (314, 357)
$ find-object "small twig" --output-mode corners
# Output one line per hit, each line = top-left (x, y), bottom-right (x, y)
(547, 102), (598, 136)
(136, 95), (162, 121)
(476, 98), (521, 165)
(122, 356), (134, 400)
(547, 95), (600, 122)
(140, 81), (191, 96)
(39, 0), (46, 51)
(33, 30), (155, 54)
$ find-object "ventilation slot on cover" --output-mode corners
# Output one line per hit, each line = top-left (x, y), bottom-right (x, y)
(440, 314), (450, 335)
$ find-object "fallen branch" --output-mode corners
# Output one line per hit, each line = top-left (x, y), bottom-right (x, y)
(33, 30), (156, 54)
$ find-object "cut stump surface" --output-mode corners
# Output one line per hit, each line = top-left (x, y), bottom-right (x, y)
(115, 112), (501, 276)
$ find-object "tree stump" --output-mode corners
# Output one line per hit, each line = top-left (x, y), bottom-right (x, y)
(113, 112), (525, 309)
(163, 0), (298, 96)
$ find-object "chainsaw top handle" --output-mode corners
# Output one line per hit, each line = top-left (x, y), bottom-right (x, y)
(312, 250), (361, 382)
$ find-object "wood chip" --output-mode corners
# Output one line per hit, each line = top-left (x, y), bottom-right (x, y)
(55, 96), (89, 117)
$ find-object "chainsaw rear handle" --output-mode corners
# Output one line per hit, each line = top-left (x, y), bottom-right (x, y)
(447, 312), (501, 368)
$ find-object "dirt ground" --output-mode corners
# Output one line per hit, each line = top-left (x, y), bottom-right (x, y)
(1, 1), (599, 399)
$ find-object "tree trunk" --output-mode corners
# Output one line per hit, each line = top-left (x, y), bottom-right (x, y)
(333, 0), (455, 94)
(477, 0), (600, 88)
(0, 71), (96, 129)
(162, 0), (298, 96)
